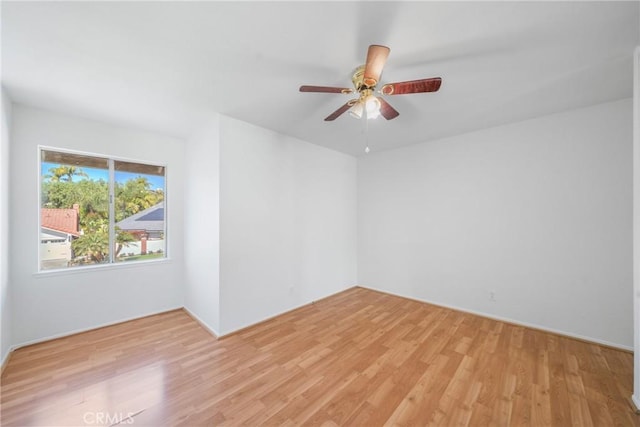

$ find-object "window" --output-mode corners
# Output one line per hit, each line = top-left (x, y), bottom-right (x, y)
(39, 148), (166, 271)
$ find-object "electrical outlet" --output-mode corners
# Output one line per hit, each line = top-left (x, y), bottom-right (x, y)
(489, 290), (496, 302)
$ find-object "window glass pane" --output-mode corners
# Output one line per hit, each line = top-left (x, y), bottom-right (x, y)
(40, 149), (167, 271)
(40, 150), (110, 270)
(114, 160), (166, 263)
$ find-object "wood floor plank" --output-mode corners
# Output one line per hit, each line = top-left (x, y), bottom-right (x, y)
(1, 287), (638, 426)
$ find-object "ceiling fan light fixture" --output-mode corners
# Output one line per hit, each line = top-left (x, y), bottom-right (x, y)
(348, 98), (380, 120)
(364, 94), (381, 119)
(349, 101), (364, 119)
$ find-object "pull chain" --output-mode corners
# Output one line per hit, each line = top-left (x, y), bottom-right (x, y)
(363, 105), (370, 154)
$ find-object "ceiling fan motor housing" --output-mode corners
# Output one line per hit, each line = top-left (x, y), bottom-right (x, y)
(351, 65), (372, 91)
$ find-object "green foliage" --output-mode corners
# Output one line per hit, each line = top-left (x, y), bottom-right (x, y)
(70, 212), (109, 264)
(46, 165), (88, 182)
(72, 230), (109, 263)
(42, 180), (110, 230)
(115, 227), (137, 258)
(115, 177), (164, 222)
(121, 252), (164, 262)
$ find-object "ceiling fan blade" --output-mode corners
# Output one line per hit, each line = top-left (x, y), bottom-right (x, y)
(363, 45), (390, 87)
(300, 85), (353, 94)
(324, 101), (356, 121)
(381, 78), (442, 95)
(377, 97), (400, 120)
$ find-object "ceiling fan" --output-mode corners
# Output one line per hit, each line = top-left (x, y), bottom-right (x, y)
(300, 45), (442, 121)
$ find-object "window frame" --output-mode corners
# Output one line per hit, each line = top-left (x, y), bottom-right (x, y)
(37, 146), (169, 273)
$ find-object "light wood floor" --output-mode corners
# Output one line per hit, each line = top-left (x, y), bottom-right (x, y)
(1, 287), (637, 426)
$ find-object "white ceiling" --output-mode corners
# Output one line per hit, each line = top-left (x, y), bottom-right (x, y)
(2, 1), (639, 156)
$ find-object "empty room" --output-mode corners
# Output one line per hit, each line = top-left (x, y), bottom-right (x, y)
(1, 1), (640, 426)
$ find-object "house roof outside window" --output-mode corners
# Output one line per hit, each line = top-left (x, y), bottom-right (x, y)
(116, 201), (164, 235)
(41, 204), (80, 236)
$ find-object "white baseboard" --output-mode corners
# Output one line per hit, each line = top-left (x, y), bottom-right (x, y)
(10, 306), (184, 352)
(1, 347), (15, 374)
(631, 394), (640, 413)
(182, 306), (220, 339)
(5, 284), (630, 367)
(215, 285), (357, 339)
(357, 285), (633, 352)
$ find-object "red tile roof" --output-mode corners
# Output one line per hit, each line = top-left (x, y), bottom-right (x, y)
(41, 207), (80, 236)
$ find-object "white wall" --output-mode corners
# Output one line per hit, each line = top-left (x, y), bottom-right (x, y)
(1, 88), (13, 364)
(184, 116), (221, 335)
(5, 96), (631, 354)
(219, 116), (357, 335)
(632, 46), (640, 409)
(359, 98), (633, 349)
(10, 105), (185, 346)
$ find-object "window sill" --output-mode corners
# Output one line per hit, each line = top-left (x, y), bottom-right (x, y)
(33, 257), (173, 278)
